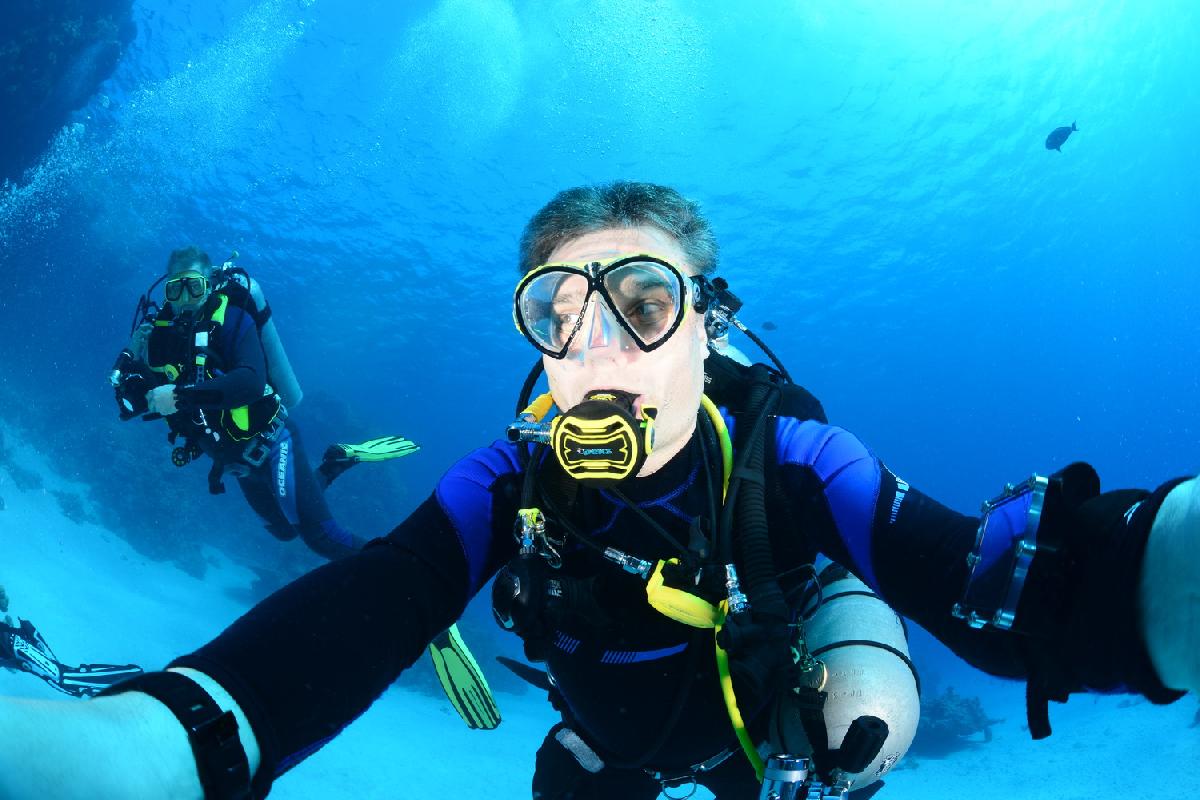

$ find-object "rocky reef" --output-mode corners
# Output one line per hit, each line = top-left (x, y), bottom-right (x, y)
(909, 686), (1003, 757)
(0, 0), (135, 184)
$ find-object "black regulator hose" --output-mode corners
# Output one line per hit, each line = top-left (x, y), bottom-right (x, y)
(734, 365), (789, 620)
(714, 364), (794, 711)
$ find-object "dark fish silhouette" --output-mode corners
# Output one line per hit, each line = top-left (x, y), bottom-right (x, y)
(762, 320), (778, 331)
(1045, 122), (1078, 152)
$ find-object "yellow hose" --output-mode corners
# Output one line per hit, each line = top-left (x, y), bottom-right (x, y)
(715, 601), (765, 781)
(699, 395), (732, 502)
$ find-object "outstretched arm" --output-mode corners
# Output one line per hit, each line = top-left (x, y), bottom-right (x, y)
(0, 441), (519, 798)
(774, 418), (1192, 724)
(0, 522), (462, 799)
(0, 668), (256, 799)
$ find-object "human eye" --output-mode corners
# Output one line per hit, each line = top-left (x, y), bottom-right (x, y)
(552, 309), (582, 344)
(623, 293), (671, 335)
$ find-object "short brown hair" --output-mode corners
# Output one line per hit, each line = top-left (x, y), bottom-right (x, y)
(166, 246), (212, 277)
(518, 181), (718, 275)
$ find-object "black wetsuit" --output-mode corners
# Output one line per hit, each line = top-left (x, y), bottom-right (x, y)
(134, 292), (360, 560)
(172, 365), (1187, 798)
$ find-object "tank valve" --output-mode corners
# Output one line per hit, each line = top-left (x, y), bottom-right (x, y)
(758, 755), (808, 800)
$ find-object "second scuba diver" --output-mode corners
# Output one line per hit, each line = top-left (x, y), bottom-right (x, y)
(109, 246), (413, 560)
(108, 247), (500, 731)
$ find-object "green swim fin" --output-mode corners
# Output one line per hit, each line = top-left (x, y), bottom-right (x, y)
(325, 435), (420, 464)
(427, 624), (501, 730)
(319, 435), (420, 487)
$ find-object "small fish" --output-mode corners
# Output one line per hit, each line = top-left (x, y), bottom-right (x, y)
(762, 320), (778, 331)
(1045, 121), (1078, 152)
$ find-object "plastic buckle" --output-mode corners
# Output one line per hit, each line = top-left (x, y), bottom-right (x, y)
(242, 437), (272, 468)
(189, 710), (252, 799)
(242, 417), (284, 468)
(952, 474), (1048, 631)
(97, 671), (252, 800)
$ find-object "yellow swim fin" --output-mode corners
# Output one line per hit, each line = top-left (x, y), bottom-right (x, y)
(427, 624), (501, 730)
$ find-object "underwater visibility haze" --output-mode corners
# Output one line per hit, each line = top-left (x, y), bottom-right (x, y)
(0, 0), (1197, 798)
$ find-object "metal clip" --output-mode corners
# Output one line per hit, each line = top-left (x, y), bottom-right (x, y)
(603, 547), (653, 579)
(515, 508), (545, 552)
(725, 563), (750, 614)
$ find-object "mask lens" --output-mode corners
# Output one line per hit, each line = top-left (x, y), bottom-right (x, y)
(515, 256), (689, 357)
(166, 275), (207, 302)
(518, 271), (589, 354)
(601, 260), (683, 347)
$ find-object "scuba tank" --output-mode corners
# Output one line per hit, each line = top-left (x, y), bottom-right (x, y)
(768, 562), (920, 793)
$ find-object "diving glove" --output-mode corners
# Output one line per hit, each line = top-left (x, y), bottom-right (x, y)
(428, 624), (501, 730)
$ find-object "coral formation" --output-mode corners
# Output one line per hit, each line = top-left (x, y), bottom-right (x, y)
(0, 0), (135, 184)
(910, 686), (1003, 757)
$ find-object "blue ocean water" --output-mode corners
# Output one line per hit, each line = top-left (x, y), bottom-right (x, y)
(0, 0), (1197, 797)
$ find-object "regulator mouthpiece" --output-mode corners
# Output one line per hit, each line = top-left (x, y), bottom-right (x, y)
(551, 390), (656, 486)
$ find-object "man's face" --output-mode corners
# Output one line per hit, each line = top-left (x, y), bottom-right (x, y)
(165, 268), (210, 313)
(539, 226), (709, 476)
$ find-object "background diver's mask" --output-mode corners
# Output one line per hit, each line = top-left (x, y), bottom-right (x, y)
(164, 273), (209, 304)
(513, 254), (694, 360)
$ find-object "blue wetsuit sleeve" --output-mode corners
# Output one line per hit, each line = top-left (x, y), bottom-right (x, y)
(773, 418), (1191, 700)
(182, 304), (267, 409)
(432, 441), (526, 602)
(773, 418), (1028, 678)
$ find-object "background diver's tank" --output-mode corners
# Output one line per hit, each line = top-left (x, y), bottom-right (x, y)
(226, 268), (304, 410)
(768, 561), (920, 793)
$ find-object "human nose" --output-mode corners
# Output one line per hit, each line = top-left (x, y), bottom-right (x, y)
(586, 299), (614, 350)
(565, 298), (617, 361)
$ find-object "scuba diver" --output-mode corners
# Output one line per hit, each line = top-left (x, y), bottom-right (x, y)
(109, 246), (420, 560)
(108, 247), (500, 732)
(0, 586), (143, 698)
(0, 182), (1195, 800)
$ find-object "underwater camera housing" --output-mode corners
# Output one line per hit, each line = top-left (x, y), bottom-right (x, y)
(951, 464), (1099, 633)
(110, 349), (151, 420)
(952, 475), (1049, 631)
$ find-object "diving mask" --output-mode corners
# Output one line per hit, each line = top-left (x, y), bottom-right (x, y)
(514, 254), (695, 359)
(165, 274), (209, 303)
